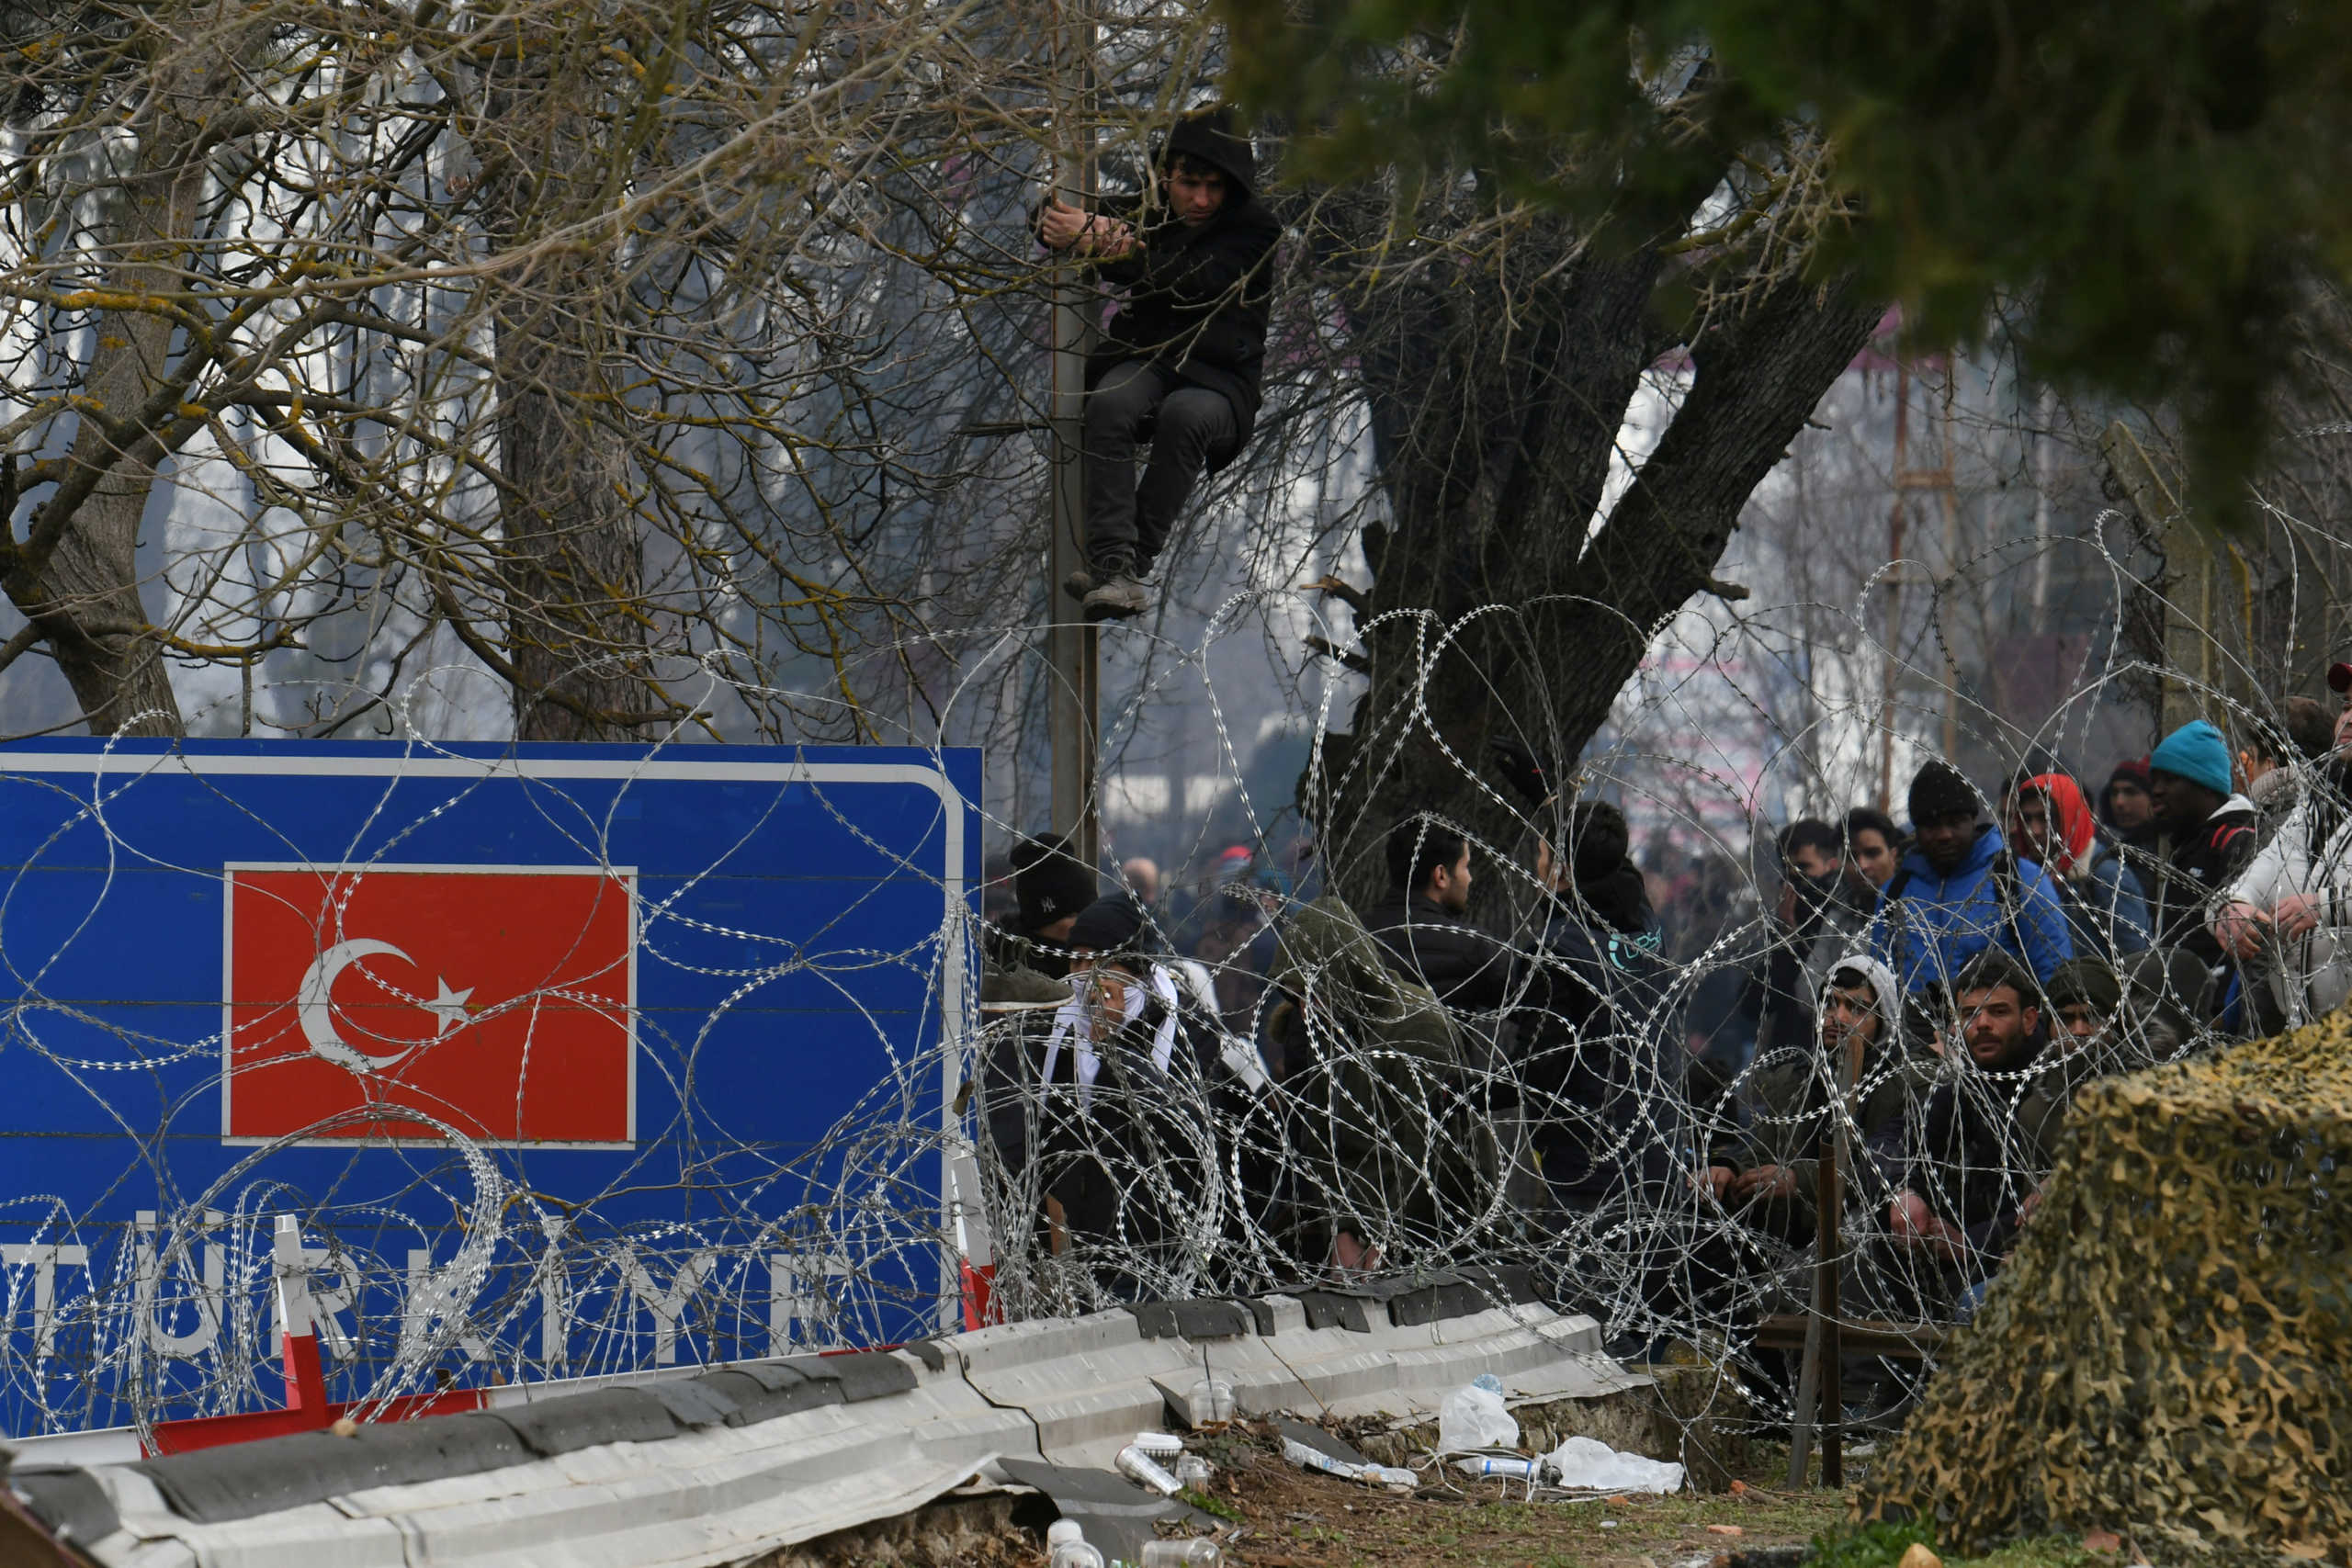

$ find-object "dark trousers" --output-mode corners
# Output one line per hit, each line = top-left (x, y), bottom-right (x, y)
(1082, 358), (1238, 572)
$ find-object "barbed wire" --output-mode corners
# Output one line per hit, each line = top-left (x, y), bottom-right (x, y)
(5, 0), (2352, 1469)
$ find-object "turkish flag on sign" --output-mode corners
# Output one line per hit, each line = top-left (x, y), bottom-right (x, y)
(224, 866), (635, 1145)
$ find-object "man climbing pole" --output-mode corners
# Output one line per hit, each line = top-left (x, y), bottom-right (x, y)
(1037, 106), (1281, 622)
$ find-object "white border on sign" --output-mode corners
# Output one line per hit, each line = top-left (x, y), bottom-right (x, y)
(220, 863), (640, 1149)
(0, 752), (972, 1183)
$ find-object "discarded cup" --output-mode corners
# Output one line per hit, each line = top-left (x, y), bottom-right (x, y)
(1187, 1376), (1236, 1426)
(1116, 1443), (1184, 1497)
(1131, 1430), (1185, 1456)
(1174, 1453), (1213, 1490)
(1047, 1518), (1107, 1568)
(1138, 1541), (1223, 1567)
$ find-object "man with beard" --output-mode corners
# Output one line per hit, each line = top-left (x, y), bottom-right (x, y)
(1887, 950), (2051, 1303)
(2213, 680), (2352, 1032)
(1710, 956), (1922, 1249)
(1365, 814), (1516, 1011)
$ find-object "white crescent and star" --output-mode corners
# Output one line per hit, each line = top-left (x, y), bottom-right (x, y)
(295, 939), (473, 1075)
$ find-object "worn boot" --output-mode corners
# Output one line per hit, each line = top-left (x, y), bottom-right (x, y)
(1058, 563), (1094, 604)
(1081, 553), (1149, 622)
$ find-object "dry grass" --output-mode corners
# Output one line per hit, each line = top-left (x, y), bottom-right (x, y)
(1199, 1420), (1847, 1568)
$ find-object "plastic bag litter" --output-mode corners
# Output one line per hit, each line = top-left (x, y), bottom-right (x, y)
(1541, 1434), (1685, 1494)
(1436, 1373), (1520, 1452)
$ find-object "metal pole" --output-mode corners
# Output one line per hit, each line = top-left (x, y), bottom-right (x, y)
(1790, 1040), (1858, 1488)
(2102, 422), (2210, 739)
(1934, 382), (1961, 765)
(1815, 1101), (1846, 1488)
(1046, 0), (1098, 870)
(1878, 364), (1908, 813)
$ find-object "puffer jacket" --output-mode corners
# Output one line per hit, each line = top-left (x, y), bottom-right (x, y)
(2225, 758), (2352, 1029)
(1866, 824), (2074, 993)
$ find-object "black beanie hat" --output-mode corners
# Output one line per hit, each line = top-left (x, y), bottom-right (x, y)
(2045, 956), (2123, 1014)
(1011, 834), (1097, 934)
(1066, 894), (1148, 956)
(1908, 759), (1980, 826)
(1566, 798), (1632, 886)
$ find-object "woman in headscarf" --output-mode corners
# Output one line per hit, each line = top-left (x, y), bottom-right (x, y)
(2005, 772), (2152, 960)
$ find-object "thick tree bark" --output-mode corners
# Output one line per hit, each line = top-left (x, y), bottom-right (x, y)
(1305, 203), (1884, 916)
(0, 26), (243, 738)
(475, 58), (658, 742)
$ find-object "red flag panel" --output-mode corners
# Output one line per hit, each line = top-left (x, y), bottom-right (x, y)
(223, 866), (635, 1145)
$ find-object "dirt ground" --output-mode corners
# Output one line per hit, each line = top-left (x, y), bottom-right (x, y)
(779, 1418), (1857, 1568)
(1192, 1420), (1850, 1568)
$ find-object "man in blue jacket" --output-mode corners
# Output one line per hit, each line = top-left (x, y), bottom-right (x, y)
(1868, 759), (2074, 997)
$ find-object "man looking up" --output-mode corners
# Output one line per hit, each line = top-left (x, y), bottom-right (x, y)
(2145, 719), (2258, 968)
(1038, 107), (1282, 623)
(1869, 759), (2073, 995)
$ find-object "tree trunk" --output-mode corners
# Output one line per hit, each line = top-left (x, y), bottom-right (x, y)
(1306, 206), (1884, 917)
(475, 55), (657, 742)
(0, 25), (243, 738)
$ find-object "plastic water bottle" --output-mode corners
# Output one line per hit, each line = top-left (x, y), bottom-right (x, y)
(1116, 1443), (1183, 1496)
(1453, 1455), (1539, 1480)
(1174, 1453), (1212, 1490)
(1280, 1435), (1415, 1490)
(1139, 1541), (1224, 1566)
(1047, 1519), (1106, 1568)
(1186, 1376), (1235, 1426)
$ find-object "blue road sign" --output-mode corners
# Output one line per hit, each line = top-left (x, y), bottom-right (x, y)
(0, 739), (979, 1436)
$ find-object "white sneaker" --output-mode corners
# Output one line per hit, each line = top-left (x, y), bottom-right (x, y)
(1082, 570), (1150, 621)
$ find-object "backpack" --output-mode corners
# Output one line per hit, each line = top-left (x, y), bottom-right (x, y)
(1263, 897), (1500, 1248)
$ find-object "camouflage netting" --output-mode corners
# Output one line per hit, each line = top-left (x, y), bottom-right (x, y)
(1860, 1011), (2352, 1564)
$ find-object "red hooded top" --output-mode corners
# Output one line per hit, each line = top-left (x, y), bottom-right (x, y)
(2018, 772), (2098, 877)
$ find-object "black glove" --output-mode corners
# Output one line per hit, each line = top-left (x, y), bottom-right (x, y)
(1488, 734), (1555, 808)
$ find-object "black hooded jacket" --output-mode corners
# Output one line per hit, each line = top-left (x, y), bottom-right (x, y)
(1363, 889), (1517, 1012)
(1083, 109), (1283, 451)
(1512, 866), (1676, 1204)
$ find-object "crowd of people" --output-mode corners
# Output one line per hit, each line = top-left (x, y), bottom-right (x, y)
(971, 661), (2352, 1398)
